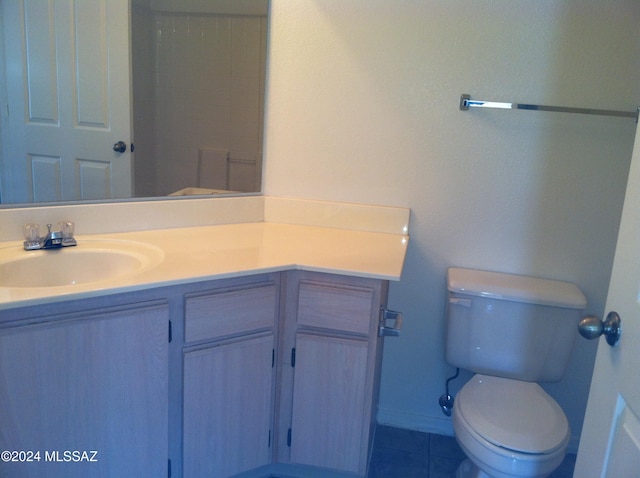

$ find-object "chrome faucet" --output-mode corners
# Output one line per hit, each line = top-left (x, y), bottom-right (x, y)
(23, 222), (77, 250)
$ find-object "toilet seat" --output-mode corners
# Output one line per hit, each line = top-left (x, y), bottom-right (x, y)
(456, 374), (570, 455)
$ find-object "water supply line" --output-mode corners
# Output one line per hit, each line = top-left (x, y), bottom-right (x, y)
(439, 368), (459, 417)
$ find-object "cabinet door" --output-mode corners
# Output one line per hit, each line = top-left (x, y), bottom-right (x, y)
(0, 304), (169, 478)
(183, 334), (274, 477)
(289, 333), (369, 473)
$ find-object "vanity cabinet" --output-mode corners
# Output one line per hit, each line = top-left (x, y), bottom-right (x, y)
(0, 300), (169, 478)
(182, 279), (279, 477)
(278, 271), (388, 476)
(0, 270), (392, 478)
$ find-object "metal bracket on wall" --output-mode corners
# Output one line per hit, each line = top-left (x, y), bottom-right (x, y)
(379, 307), (403, 337)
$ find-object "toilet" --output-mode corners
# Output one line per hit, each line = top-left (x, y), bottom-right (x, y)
(445, 267), (586, 478)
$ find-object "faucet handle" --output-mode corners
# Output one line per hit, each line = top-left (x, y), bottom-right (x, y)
(23, 223), (40, 243)
(58, 221), (74, 237)
(58, 221), (76, 246)
(23, 224), (42, 249)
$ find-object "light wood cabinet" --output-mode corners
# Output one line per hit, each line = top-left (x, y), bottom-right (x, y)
(278, 271), (389, 476)
(183, 334), (274, 477)
(182, 278), (279, 477)
(0, 270), (391, 478)
(0, 301), (169, 478)
(289, 333), (369, 472)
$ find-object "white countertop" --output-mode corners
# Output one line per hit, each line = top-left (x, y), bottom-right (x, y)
(0, 218), (409, 310)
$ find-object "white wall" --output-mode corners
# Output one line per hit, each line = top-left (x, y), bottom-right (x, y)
(263, 0), (640, 450)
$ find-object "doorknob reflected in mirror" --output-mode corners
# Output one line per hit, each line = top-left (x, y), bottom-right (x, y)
(578, 312), (621, 347)
(113, 141), (127, 153)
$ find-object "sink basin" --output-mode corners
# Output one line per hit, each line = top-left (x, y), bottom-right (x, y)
(0, 239), (164, 288)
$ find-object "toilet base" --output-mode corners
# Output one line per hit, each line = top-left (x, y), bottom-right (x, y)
(456, 459), (491, 478)
(455, 456), (557, 478)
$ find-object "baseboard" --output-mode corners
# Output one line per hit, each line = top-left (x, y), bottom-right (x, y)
(376, 407), (454, 437)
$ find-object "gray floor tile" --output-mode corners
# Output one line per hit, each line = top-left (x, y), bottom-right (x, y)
(429, 455), (462, 478)
(550, 453), (576, 478)
(369, 447), (430, 478)
(369, 426), (577, 478)
(429, 433), (466, 461)
(374, 425), (430, 454)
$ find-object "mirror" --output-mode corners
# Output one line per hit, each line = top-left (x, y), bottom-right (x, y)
(0, 0), (268, 207)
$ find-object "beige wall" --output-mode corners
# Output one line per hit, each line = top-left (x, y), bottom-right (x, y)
(262, 0), (640, 450)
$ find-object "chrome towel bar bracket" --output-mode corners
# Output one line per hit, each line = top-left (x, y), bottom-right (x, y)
(460, 94), (639, 122)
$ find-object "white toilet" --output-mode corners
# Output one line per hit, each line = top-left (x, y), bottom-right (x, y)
(445, 267), (586, 478)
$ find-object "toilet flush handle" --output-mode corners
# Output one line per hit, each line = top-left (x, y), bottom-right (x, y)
(578, 311), (621, 347)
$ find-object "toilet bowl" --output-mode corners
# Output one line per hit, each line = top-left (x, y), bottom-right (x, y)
(452, 374), (570, 478)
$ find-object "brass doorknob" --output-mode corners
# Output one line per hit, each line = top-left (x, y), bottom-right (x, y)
(578, 311), (621, 347)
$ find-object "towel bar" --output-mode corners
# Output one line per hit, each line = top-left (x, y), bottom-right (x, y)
(460, 94), (639, 121)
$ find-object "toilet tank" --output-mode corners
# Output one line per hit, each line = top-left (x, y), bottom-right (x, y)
(445, 268), (587, 382)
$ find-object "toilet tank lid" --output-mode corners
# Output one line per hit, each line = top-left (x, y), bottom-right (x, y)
(447, 268), (586, 309)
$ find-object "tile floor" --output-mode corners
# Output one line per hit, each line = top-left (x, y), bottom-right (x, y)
(368, 425), (577, 478)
